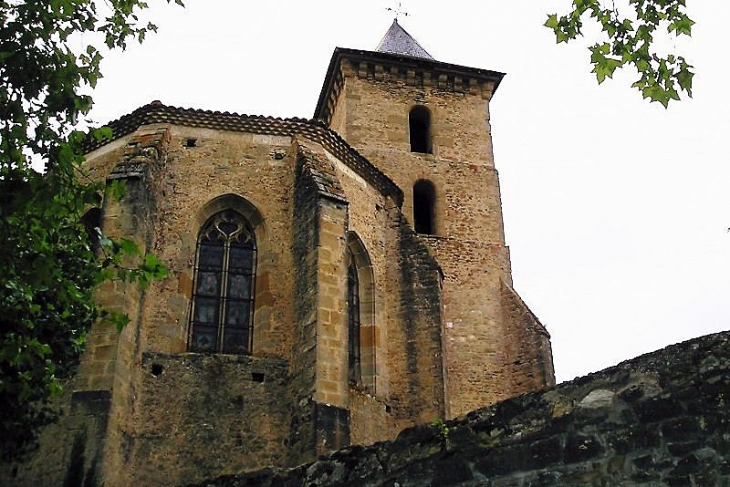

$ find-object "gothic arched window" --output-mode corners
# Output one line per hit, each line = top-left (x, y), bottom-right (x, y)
(347, 254), (362, 386)
(189, 210), (256, 354)
(409, 105), (432, 154)
(346, 233), (376, 392)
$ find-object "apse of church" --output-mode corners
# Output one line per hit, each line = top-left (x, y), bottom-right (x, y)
(1, 21), (554, 487)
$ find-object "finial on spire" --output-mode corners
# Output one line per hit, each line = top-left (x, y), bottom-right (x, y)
(386, 1), (409, 22)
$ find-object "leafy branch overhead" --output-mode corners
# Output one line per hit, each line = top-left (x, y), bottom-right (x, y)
(545, 0), (695, 107)
(0, 0), (180, 459)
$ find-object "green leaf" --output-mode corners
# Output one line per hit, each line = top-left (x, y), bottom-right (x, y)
(91, 126), (113, 141)
(117, 238), (141, 256)
(669, 15), (695, 36)
(545, 0), (695, 106)
(545, 14), (559, 30)
(0, 0), (183, 457)
(676, 63), (695, 97)
(108, 179), (127, 200)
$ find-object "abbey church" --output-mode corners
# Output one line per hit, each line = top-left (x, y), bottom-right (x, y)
(3, 21), (555, 486)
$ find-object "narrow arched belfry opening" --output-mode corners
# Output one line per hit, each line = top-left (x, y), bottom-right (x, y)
(346, 232), (376, 393)
(409, 105), (432, 154)
(413, 179), (437, 235)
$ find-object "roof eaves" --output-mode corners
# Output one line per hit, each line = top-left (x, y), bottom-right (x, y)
(83, 101), (403, 206)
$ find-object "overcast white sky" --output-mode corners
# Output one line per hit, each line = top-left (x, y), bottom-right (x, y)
(88, 1), (730, 383)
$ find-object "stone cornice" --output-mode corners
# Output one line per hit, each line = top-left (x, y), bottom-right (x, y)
(313, 47), (506, 126)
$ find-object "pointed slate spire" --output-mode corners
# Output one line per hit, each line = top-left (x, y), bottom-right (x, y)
(375, 20), (434, 60)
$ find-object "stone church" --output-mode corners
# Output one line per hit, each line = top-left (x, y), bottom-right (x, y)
(3, 21), (554, 486)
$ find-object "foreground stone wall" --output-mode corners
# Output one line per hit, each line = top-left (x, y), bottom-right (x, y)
(194, 330), (730, 486)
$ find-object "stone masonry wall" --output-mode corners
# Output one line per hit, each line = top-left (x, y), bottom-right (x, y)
(136, 125), (297, 359)
(338, 61), (503, 242)
(326, 144), (393, 399)
(193, 330), (730, 487)
(288, 145), (323, 464)
(301, 139), (450, 448)
(499, 280), (555, 397)
(294, 141), (354, 458)
(322, 141), (399, 446)
(312, 194), (351, 453)
(120, 353), (291, 486)
(0, 391), (111, 486)
(388, 217), (445, 425)
(100, 126), (303, 485)
(348, 389), (396, 449)
(326, 55), (554, 419)
(0, 129), (168, 487)
(425, 236), (515, 418)
(102, 128), (168, 486)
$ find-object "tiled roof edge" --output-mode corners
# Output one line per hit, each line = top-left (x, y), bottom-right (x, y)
(83, 101), (403, 206)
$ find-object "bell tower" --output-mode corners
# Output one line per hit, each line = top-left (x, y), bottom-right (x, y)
(315, 20), (555, 418)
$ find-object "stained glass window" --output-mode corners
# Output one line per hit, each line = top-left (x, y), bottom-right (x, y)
(189, 210), (256, 354)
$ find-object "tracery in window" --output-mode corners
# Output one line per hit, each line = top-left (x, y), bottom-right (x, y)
(189, 210), (256, 354)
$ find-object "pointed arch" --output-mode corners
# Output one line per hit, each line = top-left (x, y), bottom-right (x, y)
(346, 232), (376, 392)
(189, 210), (256, 354)
(192, 194), (266, 244)
(347, 256), (361, 384)
(188, 194), (267, 355)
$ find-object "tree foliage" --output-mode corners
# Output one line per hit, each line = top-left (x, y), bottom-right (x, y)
(546, 0), (695, 107)
(0, 0), (178, 458)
